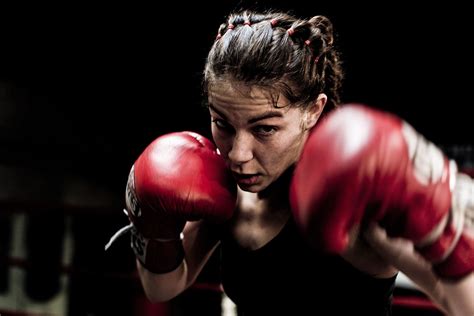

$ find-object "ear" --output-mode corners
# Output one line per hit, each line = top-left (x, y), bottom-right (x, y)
(303, 93), (327, 130)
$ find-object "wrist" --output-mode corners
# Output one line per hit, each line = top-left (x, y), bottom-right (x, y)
(417, 171), (474, 279)
(131, 226), (184, 274)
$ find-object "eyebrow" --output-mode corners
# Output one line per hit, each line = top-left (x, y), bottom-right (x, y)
(209, 104), (283, 124)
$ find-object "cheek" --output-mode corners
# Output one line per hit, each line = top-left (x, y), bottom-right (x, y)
(254, 144), (286, 167)
(269, 131), (306, 163)
(211, 127), (231, 157)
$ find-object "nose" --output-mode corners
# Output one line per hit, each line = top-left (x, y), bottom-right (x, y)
(228, 133), (253, 166)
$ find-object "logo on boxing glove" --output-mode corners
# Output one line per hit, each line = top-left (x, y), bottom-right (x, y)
(125, 165), (141, 218)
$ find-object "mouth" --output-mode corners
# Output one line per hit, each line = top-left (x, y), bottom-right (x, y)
(232, 172), (261, 186)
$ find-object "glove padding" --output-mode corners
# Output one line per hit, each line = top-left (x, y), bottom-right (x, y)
(290, 104), (474, 279)
(126, 131), (236, 273)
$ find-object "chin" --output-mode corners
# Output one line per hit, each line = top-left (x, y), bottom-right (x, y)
(237, 184), (260, 193)
(237, 182), (267, 193)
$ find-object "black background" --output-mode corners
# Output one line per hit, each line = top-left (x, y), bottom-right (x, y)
(0, 2), (471, 315)
(1, 0), (472, 195)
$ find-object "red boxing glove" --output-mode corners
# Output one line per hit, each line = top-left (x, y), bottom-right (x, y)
(126, 131), (236, 273)
(290, 104), (474, 279)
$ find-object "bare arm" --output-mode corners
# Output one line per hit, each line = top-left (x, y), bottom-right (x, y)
(364, 224), (474, 316)
(138, 220), (221, 302)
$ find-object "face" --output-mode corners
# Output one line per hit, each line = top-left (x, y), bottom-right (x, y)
(208, 82), (323, 193)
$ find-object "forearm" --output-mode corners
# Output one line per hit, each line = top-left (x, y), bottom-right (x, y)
(439, 272), (474, 316)
(137, 258), (187, 302)
(364, 225), (474, 316)
(181, 220), (222, 286)
(418, 270), (474, 316)
(137, 220), (221, 302)
(134, 236), (187, 302)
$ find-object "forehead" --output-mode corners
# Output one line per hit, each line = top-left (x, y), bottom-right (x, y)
(208, 81), (291, 111)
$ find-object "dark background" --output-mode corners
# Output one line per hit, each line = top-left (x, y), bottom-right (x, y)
(0, 1), (471, 315)
(1, 1), (472, 195)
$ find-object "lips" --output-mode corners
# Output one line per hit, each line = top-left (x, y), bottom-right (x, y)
(232, 172), (260, 185)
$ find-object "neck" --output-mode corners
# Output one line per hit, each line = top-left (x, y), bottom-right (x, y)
(239, 166), (294, 213)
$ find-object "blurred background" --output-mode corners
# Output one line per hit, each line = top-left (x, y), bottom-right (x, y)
(0, 1), (472, 315)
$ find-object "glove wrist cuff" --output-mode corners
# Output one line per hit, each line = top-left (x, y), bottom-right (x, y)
(131, 226), (185, 274)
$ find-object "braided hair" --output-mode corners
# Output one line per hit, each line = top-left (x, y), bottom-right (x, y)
(204, 10), (344, 113)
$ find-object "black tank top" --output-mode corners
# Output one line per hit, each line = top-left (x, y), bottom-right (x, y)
(220, 217), (396, 316)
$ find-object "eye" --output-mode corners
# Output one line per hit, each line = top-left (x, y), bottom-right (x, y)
(253, 125), (277, 137)
(212, 118), (231, 130)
